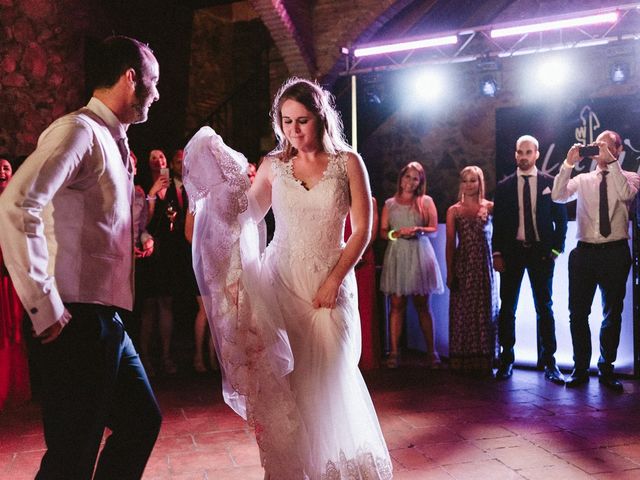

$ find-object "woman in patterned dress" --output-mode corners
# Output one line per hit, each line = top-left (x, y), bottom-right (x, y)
(445, 166), (498, 376)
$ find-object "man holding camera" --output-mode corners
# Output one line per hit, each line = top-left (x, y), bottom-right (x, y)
(552, 130), (639, 392)
(492, 135), (568, 384)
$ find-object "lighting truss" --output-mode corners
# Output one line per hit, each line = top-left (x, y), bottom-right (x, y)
(353, 35), (458, 58)
(341, 3), (640, 76)
(490, 11), (619, 38)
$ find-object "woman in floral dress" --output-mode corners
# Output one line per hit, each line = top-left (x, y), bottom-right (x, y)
(445, 166), (498, 376)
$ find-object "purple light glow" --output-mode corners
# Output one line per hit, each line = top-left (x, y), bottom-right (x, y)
(353, 35), (457, 58)
(490, 12), (618, 38)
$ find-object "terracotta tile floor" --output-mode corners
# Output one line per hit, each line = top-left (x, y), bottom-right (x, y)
(1, 366), (640, 479)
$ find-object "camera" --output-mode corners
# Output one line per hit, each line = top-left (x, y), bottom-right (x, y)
(578, 145), (599, 157)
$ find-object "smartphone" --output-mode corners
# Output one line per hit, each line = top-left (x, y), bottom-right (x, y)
(579, 145), (599, 157)
(160, 167), (170, 178)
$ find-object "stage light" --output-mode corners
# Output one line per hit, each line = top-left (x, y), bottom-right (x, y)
(490, 12), (618, 38)
(479, 75), (498, 97)
(520, 56), (572, 97)
(413, 70), (447, 103)
(610, 62), (629, 84)
(536, 58), (570, 89)
(353, 35), (457, 58)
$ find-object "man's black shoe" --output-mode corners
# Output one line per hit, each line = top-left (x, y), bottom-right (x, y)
(598, 374), (623, 393)
(543, 365), (565, 385)
(565, 369), (589, 388)
(495, 363), (513, 380)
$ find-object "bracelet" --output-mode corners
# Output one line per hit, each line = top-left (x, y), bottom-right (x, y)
(388, 229), (398, 241)
(551, 248), (561, 256)
(146, 195), (157, 201)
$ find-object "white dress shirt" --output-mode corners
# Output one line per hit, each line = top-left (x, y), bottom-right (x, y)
(552, 160), (640, 243)
(516, 166), (539, 241)
(0, 98), (135, 334)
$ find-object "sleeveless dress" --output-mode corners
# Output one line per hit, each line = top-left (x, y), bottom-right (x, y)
(448, 209), (498, 373)
(183, 127), (392, 480)
(380, 200), (443, 296)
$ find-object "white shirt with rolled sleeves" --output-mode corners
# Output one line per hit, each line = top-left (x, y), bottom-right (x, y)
(551, 159), (640, 242)
(0, 97), (135, 335)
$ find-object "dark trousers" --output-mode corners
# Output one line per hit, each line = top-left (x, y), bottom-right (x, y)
(34, 303), (162, 480)
(498, 243), (557, 367)
(568, 241), (631, 374)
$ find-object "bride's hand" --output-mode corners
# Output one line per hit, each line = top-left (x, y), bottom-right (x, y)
(312, 276), (341, 309)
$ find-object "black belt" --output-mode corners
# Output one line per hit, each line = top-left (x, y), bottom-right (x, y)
(577, 239), (627, 249)
(516, 240), (540, 249)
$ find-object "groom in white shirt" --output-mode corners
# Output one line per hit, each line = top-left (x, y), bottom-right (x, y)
(0, 36), (162, 478)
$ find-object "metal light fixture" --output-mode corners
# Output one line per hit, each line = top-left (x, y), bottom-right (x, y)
(353, 35), (457, 58)
(609, 62), (629, 84)
(490, 12), (618, 38)
(479, 75), (498, 97)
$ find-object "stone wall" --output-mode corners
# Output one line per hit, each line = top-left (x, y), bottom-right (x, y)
(186, 4), (275, 162)
(0, 0), (106, 157)
(0, 0), (193, 161)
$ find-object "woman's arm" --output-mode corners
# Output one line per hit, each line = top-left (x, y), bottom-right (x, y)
(445, 205), (457, 289)
(146, 176), (169, 223)
(246, 156), (274, 221)
(312, 152), (371, 309)
(416, 195), (438, 235)
(485, 199), (494, 215)
(379, 199), (393, 240)
(370, 197), (379, 244)
(185, 211), (194, 244)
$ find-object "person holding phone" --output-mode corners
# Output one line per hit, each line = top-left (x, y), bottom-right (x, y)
(552, 130), (640, 391)
(139, 148), (178, 376)
(492, 135), (568, 384)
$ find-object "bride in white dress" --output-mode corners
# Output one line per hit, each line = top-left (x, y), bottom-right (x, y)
(183, 78), (392, 479)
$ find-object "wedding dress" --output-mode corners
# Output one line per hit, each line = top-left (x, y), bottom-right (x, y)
(183, 127), (392, 479)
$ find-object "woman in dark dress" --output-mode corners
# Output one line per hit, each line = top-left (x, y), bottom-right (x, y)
(445, 166), (498, 376)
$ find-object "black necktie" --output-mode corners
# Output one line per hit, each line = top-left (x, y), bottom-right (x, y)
(523, 175), (535, 242)
(600, 171), (611, 237)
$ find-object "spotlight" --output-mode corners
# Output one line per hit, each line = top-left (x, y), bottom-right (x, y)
(535, 58), (569, 89)
(609, 62), (629, 84)
(362, 75), (384, 105)
(479, 75), (498, 97)
(414, 70), (446, 103)
(364, 89), (382, 104)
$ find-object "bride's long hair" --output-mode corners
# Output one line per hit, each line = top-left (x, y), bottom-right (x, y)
(270, 77), (352, 161)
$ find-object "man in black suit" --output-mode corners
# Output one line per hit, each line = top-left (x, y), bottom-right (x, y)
(492, 135), (568, 384)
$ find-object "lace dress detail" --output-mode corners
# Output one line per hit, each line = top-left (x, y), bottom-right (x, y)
(184, 129), (391, 480)
(266, 153), (392, 479)
(269, 155), (350, 273)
